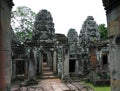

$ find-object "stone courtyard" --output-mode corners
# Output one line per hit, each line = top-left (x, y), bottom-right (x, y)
(0, 0), (120, 91)
(11, 78), (94, 91)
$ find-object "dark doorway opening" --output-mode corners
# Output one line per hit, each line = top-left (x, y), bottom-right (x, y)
(69, 59), (75, 72)
(102, 54), (108, 65)
(43, 53), (47, 62)
(16, 60), (24, 75)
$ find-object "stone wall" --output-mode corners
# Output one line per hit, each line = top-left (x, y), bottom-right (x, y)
(103, 0), (120, 91)
(107, 6), (120, 37)
(0, 0), (14, 91)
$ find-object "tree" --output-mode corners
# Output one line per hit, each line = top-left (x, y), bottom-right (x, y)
(11, 6), (36, 42)
(98, 24), (108, 40)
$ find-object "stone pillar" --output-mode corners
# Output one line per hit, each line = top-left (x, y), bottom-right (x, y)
(0, 35), (6, 91)
(50, 51), (52, 67)
(51, 49), (54, 69)
(25, 60), (28, 78)
(39, 50), (43, 74)
(28, 59), (35, 80)
(26, 48), (38, 85)
(53, 50), (57, 73)
(0, 1), (14, 91)
(109, 37), (120, 91)
(75, 59), (79, 75)
(63, 49), (69, 79)
(27, 48), (36, 80)
(12, 60), (16, 80)
(102, 1), (120, 91)
(47, 51), (52, 67)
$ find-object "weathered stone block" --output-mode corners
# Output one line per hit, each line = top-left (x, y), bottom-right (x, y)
(107, 6), (120, 37)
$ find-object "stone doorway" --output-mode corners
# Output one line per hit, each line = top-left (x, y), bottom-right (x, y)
(41, 52), (56, 79)
(42, 52), (53, 73)
(69, 59), (76, 73)
(15, 60), (25, 78)
(43, 53), (48, 63)
(102, 53), (108, 65)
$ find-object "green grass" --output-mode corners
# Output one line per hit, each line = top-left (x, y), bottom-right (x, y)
(81, 81), (111, 91)
(88, 83), (111, 91)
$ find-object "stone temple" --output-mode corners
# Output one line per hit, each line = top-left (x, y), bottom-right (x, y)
(11, 9), (110, 87)
(0, 0), (120, 91)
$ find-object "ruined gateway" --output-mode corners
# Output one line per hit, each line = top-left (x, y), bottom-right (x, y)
(11, 9), (110, 86)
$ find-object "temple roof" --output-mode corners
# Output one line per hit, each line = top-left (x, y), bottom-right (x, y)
(34, 9), (54, 33)
(67, 28), (78, 42)
(55, 33), (68, 44)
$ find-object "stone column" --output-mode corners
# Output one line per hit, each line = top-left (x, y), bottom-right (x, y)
(63, 49), (69, 79)
(0, 1), (13, 91)
(75, 59), (79, 75)
(47, 51), (52, 67)
(0, 38), (6, 91)
(53, 50), (57, 73)
(12, 60), (16, 80)
(39, 50), (43, 74)
(28, 49), (36, 80)
(50, 51), (52, 67)
(28, 60), (35, 80)
(25, 60), (28, 78)
(109, 38), (120, 91)
(51, 52), (53, 67)
(26, 48), (38, 85)
(109, 37), (120, 91)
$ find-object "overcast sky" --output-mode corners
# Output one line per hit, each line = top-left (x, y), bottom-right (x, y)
(13, 0), (107, 35)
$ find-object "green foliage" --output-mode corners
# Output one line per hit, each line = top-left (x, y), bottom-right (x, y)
(81, 81), (111, 91)
(88, 83), (110, 91)
(98, 24), (108, 40)
(11, 6), (36, 42)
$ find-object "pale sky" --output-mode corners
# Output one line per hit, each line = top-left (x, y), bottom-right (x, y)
(13, 0), (107, 36)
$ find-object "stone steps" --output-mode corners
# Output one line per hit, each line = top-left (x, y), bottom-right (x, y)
(41, 75), (57, 79)
(42, 67), (51, 71)
(42, 71), (54, 75)
(41, 62), (57, 79)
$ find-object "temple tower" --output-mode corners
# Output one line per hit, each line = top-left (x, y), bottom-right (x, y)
(33, 9), (55, 74)
(79, 16), (100, 76)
